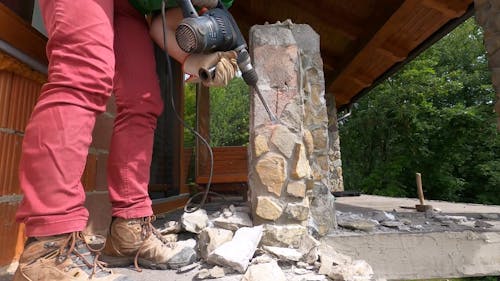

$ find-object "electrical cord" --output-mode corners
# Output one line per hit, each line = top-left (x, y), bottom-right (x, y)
(160, 1), (227, 213)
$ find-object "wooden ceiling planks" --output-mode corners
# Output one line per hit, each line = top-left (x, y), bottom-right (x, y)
(230, 0), (473, 108)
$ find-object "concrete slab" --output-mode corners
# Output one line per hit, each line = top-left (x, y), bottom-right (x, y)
(323, 195), (500, 280)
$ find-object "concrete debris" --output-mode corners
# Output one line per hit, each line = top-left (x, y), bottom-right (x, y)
(196, 266), (229, 279)
(298, 233), (321, 264)
(261, 224), (307, 247)
(161, 233), (178, 242)
(263, 246), (303, 261)
(481, 213), (499, 220)
(213, 211), (253, 231)
(319, 246), (374, 281)
(198, 227), (234, 260)
(371, 211), (395, 222)
(207, 226), (264, 273)
(475, 220), (494, 228)
(242, 260), (286, 281)
(181, 209), (209, 234)
(338, 219), (378, 232)
(177, 262), (200, 273)
(159, 220), (182, 234)
(380, 221), (404, 228)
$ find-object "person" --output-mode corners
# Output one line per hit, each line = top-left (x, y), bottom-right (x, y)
(13, 0), (237, 280)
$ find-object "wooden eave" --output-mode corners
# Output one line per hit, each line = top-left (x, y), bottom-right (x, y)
(230, 0), (475, 109)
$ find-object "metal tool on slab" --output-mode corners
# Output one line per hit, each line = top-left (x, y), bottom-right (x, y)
(415, 172), (432, 212)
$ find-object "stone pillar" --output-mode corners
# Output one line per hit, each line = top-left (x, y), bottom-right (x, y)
(326, 94), (344, 192)
(248, 22), (336, 238)
(475, 0), (500, 130)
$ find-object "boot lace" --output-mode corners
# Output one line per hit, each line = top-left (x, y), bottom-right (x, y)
(56, 232), (112, 278)
(133, 216), (175, 272)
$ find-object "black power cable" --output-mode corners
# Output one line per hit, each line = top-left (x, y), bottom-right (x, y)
(160, 1), (227, 213)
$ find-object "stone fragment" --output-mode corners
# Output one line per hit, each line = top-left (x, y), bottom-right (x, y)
(371, 211), (396, 222)
(287, 181), (307, 198)
(338, 219), (378, 232)
(261, 224), (307, 248)
(242, 260), (286, 281)
(271, 125), (297, 158)
(213, 211), (253, 231)
(168, 239), (197, 269)
(159, 220), (182, 234)
(475, 220), (494, 228)
(319, 245), (374, 281)
(381, 220), (404, 228)
(285, 199), (310, 221)
(177, 262), (200, 273)
(255, 134), (270, 157)
(299, 234), (320, 264)
(181, 209), (209, 234)
(256, 196), (283, 221)
(255, 153), (287, 196)
(263, 246), (303, 261)
(207, 226), (263, 273)
(198, 227), (234, 260)
(292, 143), (312, 179)
(481, 213), (499, 220)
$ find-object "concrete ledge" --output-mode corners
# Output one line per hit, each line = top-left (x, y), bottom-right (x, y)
(321, 230), (500, 280)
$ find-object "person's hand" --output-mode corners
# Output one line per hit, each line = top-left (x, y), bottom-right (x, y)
(191, 0), (218, 9)
(183, 51), (238, 87)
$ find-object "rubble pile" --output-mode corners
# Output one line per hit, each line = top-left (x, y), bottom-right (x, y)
(156, 203), (376, 281)
(335, 209), (496, 234)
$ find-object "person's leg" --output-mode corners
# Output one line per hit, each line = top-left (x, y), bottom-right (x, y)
(12, 1), (134, 280)
(102, 2), (196, 270)
(15, 0), (115, 237)
(106, 0), (163, 218)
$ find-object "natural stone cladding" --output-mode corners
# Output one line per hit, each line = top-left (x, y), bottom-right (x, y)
(248, 21), (337, 238)
(475, 0), (500, 129)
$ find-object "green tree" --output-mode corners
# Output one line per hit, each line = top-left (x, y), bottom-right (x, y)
(340, 18), (500, 204)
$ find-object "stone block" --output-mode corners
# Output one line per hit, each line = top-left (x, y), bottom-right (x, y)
(292, 143), (312, 179)
(254, 134), (269, 157)
(198, 227), (234, 260)
(261, 224), (307, 248)
(270, 124), (297, 158)
(256, 196), (283, 221)
(287, 180), (306, 198)
(255, 153), (287, 196)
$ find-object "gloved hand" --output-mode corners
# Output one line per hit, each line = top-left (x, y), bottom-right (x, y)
(191, 0), (218, 9)
(183, 51), (238, 87)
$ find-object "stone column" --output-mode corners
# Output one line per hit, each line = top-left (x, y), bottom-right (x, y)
(248, 22), (336, 238)
(475, 0), (500, 130)
(326, 94), (344, 192)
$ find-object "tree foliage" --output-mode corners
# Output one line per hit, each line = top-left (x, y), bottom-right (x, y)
(339, 18), (500, 204)
(183, 78), (250, 148)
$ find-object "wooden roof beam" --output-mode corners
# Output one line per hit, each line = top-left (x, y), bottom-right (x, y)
(422, 0), (466, 18)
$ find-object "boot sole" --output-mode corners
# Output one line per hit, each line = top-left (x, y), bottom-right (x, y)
(100, 255), (169, 270)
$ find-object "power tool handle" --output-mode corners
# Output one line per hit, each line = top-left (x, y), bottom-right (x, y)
(176, 0), (199, 18)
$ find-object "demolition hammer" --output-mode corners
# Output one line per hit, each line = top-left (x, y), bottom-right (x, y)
(174, 0), (279, 123)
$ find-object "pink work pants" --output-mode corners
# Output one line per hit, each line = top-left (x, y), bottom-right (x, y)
(15, 0), (164, 237)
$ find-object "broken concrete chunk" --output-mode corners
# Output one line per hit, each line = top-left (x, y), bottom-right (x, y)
(371, 211), (395, 222)
(338, 219), (378, 232)
(299, 234), (320, 264)
(381, 220), (404, 228)
(261, 224), (307, 248)
(242, 260), (286, 281)
(263, 246), (303, 261)
(181, 209), (209, 234)
(159, 220), (182, 234)
(256, 196), (284, 221)
(475, 220), (494, 228)
(326, 259), (374, 281)
(213, 211), (253, 231)
(198, 227), (234, 260)
(207, 226), (263, 273)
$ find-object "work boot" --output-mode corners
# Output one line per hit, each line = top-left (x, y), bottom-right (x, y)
(13, 232), (132, 281)
(102, 217), (197, 270)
